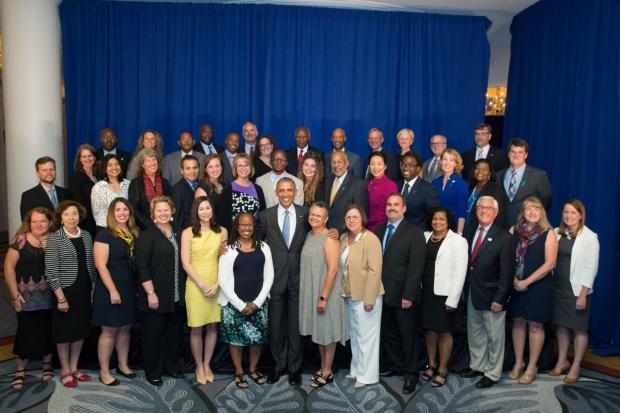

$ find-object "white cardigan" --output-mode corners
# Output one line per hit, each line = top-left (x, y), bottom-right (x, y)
(554, 226), (599, 296)
(423, 230), (469, 308)
(218, 242), (274, 311)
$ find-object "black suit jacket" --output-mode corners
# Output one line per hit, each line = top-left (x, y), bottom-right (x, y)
(257, 204), (308, 295)
(462, 146), (509, 181)
(285, 146), (323, 176)
(219, 152), (235, 184)
(69, 171), (97, 236)
(397, 178), (440, 230)
(171, 180), (208, 233)
(464, 180), (506, 235)
(97, 147), (132, 179)
(193, 142), (224, 155)
(128, 175), (172, 229)
(325, 173), (368, 232)
(20, 184), (70, 219)
(496, 165), (552, 227)
(464, 224), (514, 311)
(375, 220), (426, 306)
(364, 150), (399, 182)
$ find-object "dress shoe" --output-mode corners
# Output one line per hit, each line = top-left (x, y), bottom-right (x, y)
(170, 371), (184, 379)
(475, 376), (497, 389)
(548, 362), (571, 377)
(147, 377), (163, 386)
(379, 369), (400, 377)
(508, 364), (525, 380)
(461, 368), (484, 378)
(563, 375), (579, 384)
(354, 380), (366, 389)
(402, 378), (417, 394)
(267, 369), (283, 384)
(116, 368), (136, 379)
(517, 368), (537, 385)
(288, 370), (302, 385)
(99, 376), (120, 386)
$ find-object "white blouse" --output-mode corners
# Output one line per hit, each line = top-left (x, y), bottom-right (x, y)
(90, 179), (130, 227)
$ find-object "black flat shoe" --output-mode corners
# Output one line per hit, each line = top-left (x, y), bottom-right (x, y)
(116, 368), (136, 379)
(461, 368), (484, 378)
(402, 378), (417, 394)
(99, 376), (120, 386)
(169, 370), (184, 379)
(147, 377), (163, 386)
(475, 376), (497, 389)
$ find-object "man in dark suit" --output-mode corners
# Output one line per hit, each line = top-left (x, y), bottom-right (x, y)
(193, 124), (224, 155)
(241, 121), (259, 155)
(171, 155), (201, 232)
(398, 152), (440, 230)
(461, 123), (509, 180)
(375, 193), (426, 394)
(257, 178), (308, 386)
(285, 127), (323, 176)
(461, 195), (515, 388)
(496, 138), (552, 227)
(324, 128), (362, 179)
(219, 132), (240, 183)
(97, 128), (132, 179)
(325, 151), (368, 232)
(422, 134), (447, 183)
(365, 128), (398, 181)
(20, 156), (70, 219)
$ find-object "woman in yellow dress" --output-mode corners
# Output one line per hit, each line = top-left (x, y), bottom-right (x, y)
(181, 196), (227, 384)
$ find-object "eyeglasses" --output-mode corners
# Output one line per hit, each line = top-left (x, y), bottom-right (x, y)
(431, 142), (446, 146)
(476, 205), (496, 211)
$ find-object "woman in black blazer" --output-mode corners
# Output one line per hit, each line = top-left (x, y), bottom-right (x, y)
(128, 148), (172, 229)
(298, 151), (326, 207)
(69, 144), (99, 237)
(465, 159), (505, 235)
(135, 195), (185, 386)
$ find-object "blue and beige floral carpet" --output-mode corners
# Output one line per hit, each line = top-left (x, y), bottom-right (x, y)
(1, 362), (619, 413)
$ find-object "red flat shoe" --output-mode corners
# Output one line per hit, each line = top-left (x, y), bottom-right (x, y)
(72, 370), (92, 382)
(61, 372), (78, 388)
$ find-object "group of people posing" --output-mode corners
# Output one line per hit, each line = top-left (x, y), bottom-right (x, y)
(6, 121), (598, 395)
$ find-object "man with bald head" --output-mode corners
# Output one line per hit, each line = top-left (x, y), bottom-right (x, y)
(324, 128), (362, 179)
(285, 127), (323, 176)
(193, 123), (224, 155)
(422, 134), (447, 183)
(325, 151), (368, 232)
(241, 121), (259, 156)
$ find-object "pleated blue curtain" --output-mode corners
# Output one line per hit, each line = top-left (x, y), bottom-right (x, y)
(505, 0), (620, 354)
(59, 0), (490, 160)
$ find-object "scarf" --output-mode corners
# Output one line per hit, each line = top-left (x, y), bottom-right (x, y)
(143, 173), (163, 204)
(116, 228), (135, 259)
(515, 219), (545, 280)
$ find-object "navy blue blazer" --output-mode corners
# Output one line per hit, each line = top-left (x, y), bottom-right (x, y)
(397, 178), (440, 230)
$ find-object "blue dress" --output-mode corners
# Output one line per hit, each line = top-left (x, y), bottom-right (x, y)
(433, 173), (468, 221)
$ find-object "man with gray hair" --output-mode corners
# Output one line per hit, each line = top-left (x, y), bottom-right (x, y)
(422, 134), (447, 183)
(461, 195), (514, 388)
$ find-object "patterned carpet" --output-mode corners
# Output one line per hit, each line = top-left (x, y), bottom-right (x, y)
(1, 362), (619, 413)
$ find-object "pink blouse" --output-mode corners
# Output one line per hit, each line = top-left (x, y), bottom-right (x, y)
(367, 175), (397, 231)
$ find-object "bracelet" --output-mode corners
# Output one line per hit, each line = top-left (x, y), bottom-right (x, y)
(57, 297), (67, 303)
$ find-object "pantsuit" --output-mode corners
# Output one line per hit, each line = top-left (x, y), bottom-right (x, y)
(347, 296), (383, 384)
(467, 293), (505, 381)
(141, 305), (185, 380)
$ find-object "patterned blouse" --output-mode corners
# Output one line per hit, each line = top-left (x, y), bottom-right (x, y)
(10, 241), (52, 311)
(91, 179), (130, 227)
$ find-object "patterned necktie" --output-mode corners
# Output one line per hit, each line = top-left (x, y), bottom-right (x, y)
(384, 224), (395, 250)
(282, 210), (290, 247)
(402, 183), (411, 198)
(429, 158), (438, 177)
(476, 148), (484, 161)
(48, 188), (58, 208)
(508, 169), (518, 201)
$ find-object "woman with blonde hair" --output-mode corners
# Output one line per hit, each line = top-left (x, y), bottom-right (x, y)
(396, 128), (414, 156)
(507, 196), (558, 385)
(93, 198), (140, 385)
(432, 148), (468, 234)
(549, 199), (599, 383)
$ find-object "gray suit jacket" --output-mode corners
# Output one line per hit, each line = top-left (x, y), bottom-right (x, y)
(422, 156), (443, 183)
(324, 150), (362, 179)
(257, 204), (308, 294)
(497, 164), (552, 227)
(160, 151), (206, 186)
(219, 152), (235, 184)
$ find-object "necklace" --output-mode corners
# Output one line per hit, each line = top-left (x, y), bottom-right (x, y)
(430, 232), (447, 242)
(31, 233), (49, 248)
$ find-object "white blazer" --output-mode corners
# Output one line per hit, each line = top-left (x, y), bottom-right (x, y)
(554, 226), (599, 296)
(423, 229), (469, 308)
(218, 242), (274, 311)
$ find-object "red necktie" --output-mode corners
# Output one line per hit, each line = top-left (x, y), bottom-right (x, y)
(471, 227), (485, 260)
(298, 149), (303, 165)
(249, 146), (254, 157)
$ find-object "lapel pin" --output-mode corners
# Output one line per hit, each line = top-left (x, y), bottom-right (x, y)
(487, 238), (493, 241)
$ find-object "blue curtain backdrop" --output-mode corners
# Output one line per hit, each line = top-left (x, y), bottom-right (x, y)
(505, 0), (620, 354)
(59, 0), (490, 162)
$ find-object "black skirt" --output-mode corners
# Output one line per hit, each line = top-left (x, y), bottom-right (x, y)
(14, 310), (54, 359)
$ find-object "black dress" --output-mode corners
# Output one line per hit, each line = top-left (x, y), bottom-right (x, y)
(552, 236), (591, 331)
(52, 238), (92, 343)
(11, 241), (54, 359)
(422, 238), (463, 333)
(508, 230), (554, 323)
(92, 231), (137, 326)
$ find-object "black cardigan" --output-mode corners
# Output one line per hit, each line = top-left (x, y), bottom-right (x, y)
(135, 226), (185, 313)
(128, 175), (172, 230)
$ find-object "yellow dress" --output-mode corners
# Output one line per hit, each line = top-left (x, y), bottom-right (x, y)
(185, 228), (223, 327)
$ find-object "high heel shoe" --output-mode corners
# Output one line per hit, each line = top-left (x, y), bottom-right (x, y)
(548, 362), (571, 377)
(518, 368), (538, 385)
(508, 364), (525, 380)
(563, 374), (580, 384)
(204, 366), (214, 383)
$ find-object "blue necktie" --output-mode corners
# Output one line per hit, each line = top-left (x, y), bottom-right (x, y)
(48, 188), (58, 208)
(384, 224), (395, 250)
(282, 210), (290, 247)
